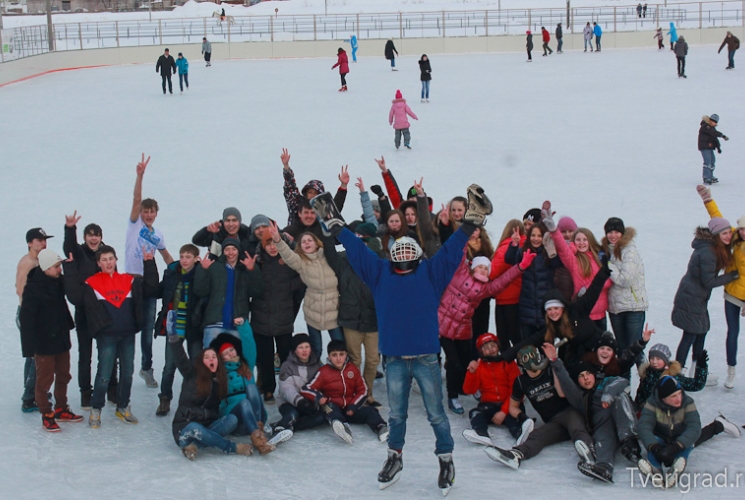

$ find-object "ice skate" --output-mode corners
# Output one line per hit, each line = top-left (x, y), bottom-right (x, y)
(516, 418), (534, 445)
(437, 453), (455, 496)
(378, 449), (403, 489)
(462, 429), (493, 447)
(484, 447), (522, 469)
(332, 419), (354, 443)
(578, 461), (613, 483)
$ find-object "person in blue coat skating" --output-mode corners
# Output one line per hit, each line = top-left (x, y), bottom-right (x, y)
(345, 34), (359, 62)
(667, 22), (678, 51)
(593, 22), (603, 52)
(175, 52), (189, 93)
(321, 176), (494, 495)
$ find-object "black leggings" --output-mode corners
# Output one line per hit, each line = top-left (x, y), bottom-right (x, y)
(495, 303), (521, 351)
(440, 337), (472, 399)
(254, 332), (292, 395)
(340, 73), (347, 86)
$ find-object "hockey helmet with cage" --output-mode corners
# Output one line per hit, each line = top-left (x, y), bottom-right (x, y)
(517, 345), (549, 372)
(390, 236), (423, 272)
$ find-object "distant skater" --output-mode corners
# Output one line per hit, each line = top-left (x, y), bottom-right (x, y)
(345, 34), (359, 62)
(718, 31), (740, 69)
(419, 54), (432, 102)
(654, 28), (664, 50)
(385, 39), (399, 71)
(156, 48), (176, 95)
(667, 22), (678, 51)
(202, 37), (212, 67)
(332, 47), (349, 92)
(583, 23), (594, 52)
(389, 90), (418, 150)
(556, 23), (563, 53)
(176, 52), (189, 93)
(675, 36), (688, 78)
(526, 31), (534, 61)
(541, 27), (553, 56)
(593, 22), (603, 52)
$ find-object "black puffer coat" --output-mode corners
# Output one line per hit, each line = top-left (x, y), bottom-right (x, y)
(20, 268), (74, 357)
(250, 247), (303, 337)
(171, 341), (222, 444)
(698, 116), (725, 151)
(505, 245), (559, 329)
(671, 227), (738, 334)
(322, 235), (378, 333)
(384, 40), (398, 60)
(419, 58), (432, 81)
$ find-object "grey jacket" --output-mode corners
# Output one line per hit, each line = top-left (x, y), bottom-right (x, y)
(202, 41), (212, 54)
(277, 350), (322, 406)
(671, 227), (738, 334)
(674, 37), (688, 57)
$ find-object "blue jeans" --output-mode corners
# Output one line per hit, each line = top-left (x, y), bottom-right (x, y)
(647, 436), (692, 469)
(595, 35), (602, 50)
(701, 149), (716, 181)
(306, 324), (345, 359)
(229, 385), (267, 435)
(92, 334), (135, 410)
(202, 326), (240, 349)
(725, 300), (741, 366)
(584, 38), (593, 50)
(421, 80), (430, 99)
(557, 38), (563, 52)
(728, 49), (736, 68)
(141, 297), (157, 371)
(390, 58), (396, 68)
(609, 310), (647, 373)
(179, 414), (238, 454)
(385, 354), (454, 455)
(178, 73), (189, 91)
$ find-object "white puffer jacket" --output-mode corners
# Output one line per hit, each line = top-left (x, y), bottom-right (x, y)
(276, 238), (339, 330)
(606, 228), (649, 313)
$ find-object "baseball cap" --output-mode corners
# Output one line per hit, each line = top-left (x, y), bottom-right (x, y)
(26, 227), (54, 243)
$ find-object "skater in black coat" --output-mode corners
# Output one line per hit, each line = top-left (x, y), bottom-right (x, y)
(526, 31), (534, 61)
(384, 39), (398, 70)
(419, 54), (432, 102)
(156, 48), (177, 94)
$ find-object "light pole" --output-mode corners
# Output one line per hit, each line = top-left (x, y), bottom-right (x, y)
(46, 0), (54, 51)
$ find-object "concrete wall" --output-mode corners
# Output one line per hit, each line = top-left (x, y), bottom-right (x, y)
(2, 26), (743, 87)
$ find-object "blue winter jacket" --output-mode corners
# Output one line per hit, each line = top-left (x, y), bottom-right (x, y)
(338, 226), (469, 357)
(594, 24), (602, 37)
(667, 23), (678, 42)
(350, 35), (358, 49)
(176, 57), (189, 74)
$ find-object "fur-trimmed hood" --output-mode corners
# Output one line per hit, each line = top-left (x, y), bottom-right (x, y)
(701, 115), (717, 127)
(692, 226), (716, 249)
(602, 227), (637, 256)
(638, 360), (682, 379)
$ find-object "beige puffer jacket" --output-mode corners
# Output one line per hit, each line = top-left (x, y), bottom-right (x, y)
(276, 238), (339, 330)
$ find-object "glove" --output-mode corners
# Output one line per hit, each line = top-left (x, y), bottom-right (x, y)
(696, 184), (712, 203)
(463, 184), (493, 227)
(717, 148), (722, 154)
(722, 135), (729, 141)
(541, 201), (557, 232)
(657, 444), (680, 467)
(648, 443), (663, 455)
(728, 271), (740, 281)
(696, 349), (709, 370)
(370, 185), (384, 197)
(600, 252), (611, 275)
(321, 218), (345, 237)
(344, 405), (356, 417)
(519, 249), (537, 270)
(543, 232), (557, 258)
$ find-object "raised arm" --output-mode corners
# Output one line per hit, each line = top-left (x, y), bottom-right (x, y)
(281, 148), (301, 225)
(130, 154), (150, 223)
(376, 157), (403, 209)
(337, 227), (385, 290)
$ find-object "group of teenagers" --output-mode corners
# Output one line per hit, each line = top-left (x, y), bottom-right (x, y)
(17, 149), (745, 494)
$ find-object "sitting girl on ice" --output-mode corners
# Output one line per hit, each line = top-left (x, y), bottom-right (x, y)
(584, 327), (653, 382)
(438, 250), (535, 414)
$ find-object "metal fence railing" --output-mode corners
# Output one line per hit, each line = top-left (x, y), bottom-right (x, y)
(2, 1), (744, 62)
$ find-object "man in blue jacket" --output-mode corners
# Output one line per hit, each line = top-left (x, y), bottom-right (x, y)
(324, 182), (493, 496)
(593, 22), (603, 52)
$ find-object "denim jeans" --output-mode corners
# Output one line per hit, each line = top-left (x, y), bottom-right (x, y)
(92, 334), (135, 410)
(675, 331), (707, 366)
(178, 414), (239, 454)
(306, 324), (345, 359)
(390, 58), (396, 68)
(202, 326), (240, 349)
(141, 297), (157, 371)
(277, 402), (327, 431)
(229, 385), (267, 435)
(178, 73), (189, 91)
(557, 38), (563, 52)
(646, 436), (692, 469)
(595, 35), (602, 50)
(421, 80), (430, 99)
(609, 310), (647, 373)
(725, 300), (741, 366)
(728, 49), (736, 68)
(385, 354), (454, 455)
(160, 340), (178, 400)
(584, 38), (593, 50)
(701, 149), (716, 181)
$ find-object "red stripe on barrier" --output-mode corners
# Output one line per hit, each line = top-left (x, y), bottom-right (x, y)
(0, 64), (109, 88)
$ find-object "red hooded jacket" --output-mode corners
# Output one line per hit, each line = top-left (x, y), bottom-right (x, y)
(302, 359), (367, 410)
(463, 358), (521, 415)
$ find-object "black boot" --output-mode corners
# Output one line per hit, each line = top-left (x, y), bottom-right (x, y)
(620, 437), (642, 463)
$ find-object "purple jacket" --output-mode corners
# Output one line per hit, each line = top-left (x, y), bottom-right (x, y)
(389, 99), (418, 129)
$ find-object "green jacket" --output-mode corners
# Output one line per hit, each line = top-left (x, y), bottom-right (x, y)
(194, 256), (263, 328)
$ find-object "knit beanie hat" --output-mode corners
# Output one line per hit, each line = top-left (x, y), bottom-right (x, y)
(223, 207), (242, 223)
(596, 331), (618, 353)
(569, 361), (598, 383)
(371, 199), (381, 212)
(657, 375), (682, 400)
(395, 90), (403, 99)
(218, 340), (236, 355)
(222, 238), (240, 251)
(648, 343), (672, 366)
(250, 214), (271, 233)
(38, 249), (64, 272)
(604, 217), (625, 235)
(523, 208), (541, 223)
(710, 113), (720, 123)
(557, 216), (577, 233)
(291, 333), (311, 351)
(355, 222), (378, 238)
(708, 217), (731, 235)
(471, 256), (492, 273)
(738, 215), (745, 229)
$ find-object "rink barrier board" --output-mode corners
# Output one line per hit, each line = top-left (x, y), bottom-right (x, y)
(1, 26), (742, 87)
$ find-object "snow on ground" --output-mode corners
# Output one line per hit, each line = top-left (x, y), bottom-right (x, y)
(1, 44), (745, 499)
(1, 0), (728, 27)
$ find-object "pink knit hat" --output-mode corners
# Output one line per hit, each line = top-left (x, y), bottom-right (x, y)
(557, 216), (577, 233)
(708, 217), (731, 235)
(395, 90), (402, 99)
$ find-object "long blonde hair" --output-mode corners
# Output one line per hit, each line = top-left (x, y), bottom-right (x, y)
(295, 232), (324, 261)
(573, 228), (602, 278)
(499, 219), (525, 244)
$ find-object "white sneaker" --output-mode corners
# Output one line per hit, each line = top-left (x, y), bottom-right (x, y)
(716, 414), (741, 437)
(463, 429), (493, 446)
(425, 99), (429, 102)
(725, 366), (735, 389)
(267, 428), (294, 446)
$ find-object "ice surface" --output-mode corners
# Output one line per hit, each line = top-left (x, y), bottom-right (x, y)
(1, 45), (744, 499)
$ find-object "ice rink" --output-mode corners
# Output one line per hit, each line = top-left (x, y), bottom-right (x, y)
(1, 45), (744, 498)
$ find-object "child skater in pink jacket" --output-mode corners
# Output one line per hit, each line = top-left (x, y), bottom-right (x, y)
(388, 90), (418, 150)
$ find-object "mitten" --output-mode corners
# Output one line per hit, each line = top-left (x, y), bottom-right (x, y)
(541, 201), (557, 232)
(697, 349), (709, 370)
(370, 185), (384, 197)
(696, 185), (712, 203)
